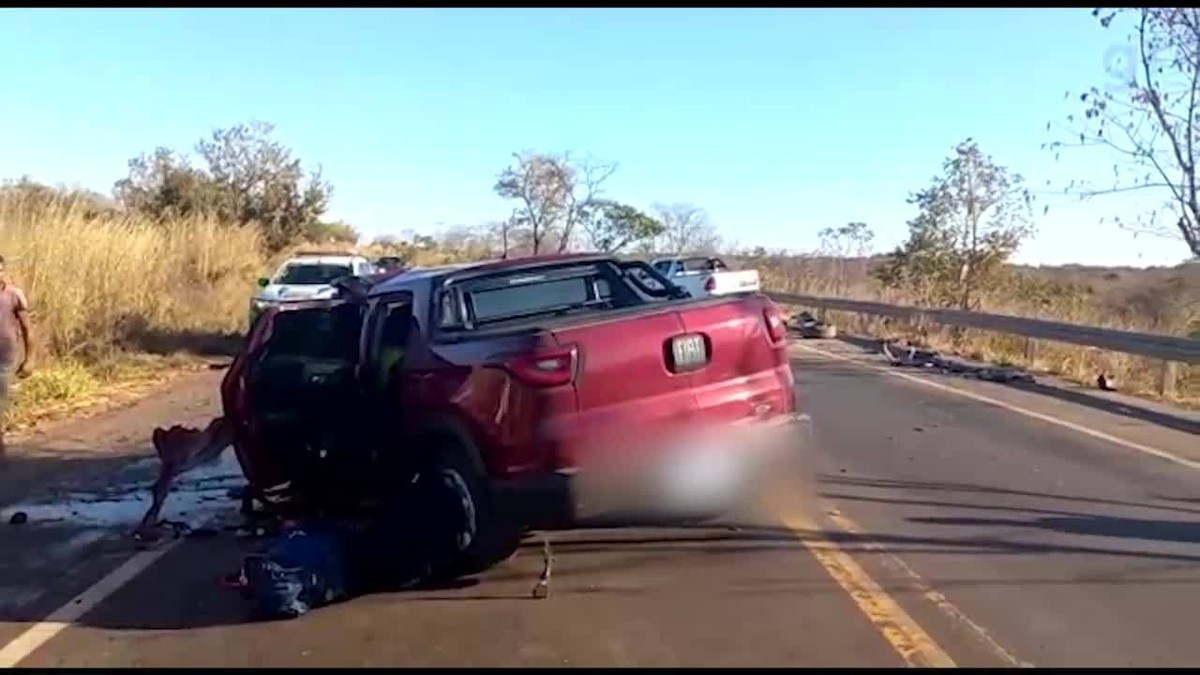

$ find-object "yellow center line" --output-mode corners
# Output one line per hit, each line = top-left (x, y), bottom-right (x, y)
(772, 497), (957, 668)
(823, 506), (1032, 668)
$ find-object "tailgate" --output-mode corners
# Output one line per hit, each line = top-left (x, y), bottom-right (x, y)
(546, 295), (791, 454)
(676, 294), (791, 424)
(550, 309), (696, 428)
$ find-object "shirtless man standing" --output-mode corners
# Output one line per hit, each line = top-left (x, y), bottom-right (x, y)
(0, 255), (32, 459)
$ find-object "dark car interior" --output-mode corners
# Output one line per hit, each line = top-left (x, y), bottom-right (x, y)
(244, 302), (370, 508)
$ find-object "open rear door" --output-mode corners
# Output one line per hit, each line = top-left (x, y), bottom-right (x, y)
(220, 298), (362, 493)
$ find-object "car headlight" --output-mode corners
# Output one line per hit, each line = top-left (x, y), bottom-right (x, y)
(250, 299), (272, 312)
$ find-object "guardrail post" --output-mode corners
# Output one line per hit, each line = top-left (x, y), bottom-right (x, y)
(1023, 337), (1038, 365)
(1158, 360), (1178, 397)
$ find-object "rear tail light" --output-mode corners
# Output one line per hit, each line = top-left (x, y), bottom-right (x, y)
(764, 307), (787, 343)
(504, 346), (578, 387)
(703, 276), (716, 293)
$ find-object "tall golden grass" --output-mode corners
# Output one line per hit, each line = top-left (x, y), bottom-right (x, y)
(0, 192), (265, 427)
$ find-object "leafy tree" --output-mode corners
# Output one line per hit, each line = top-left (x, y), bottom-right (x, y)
(114, 121), (333, 253)
(302, 220), (359, 246)
(583, 201), (664, 253)
(875, 139), (1034, 310)
(1, 177), (119, 220)
(113, 148), (220, 221)
(1049, 8), (1200, 258)
(493, 151), (616, 254)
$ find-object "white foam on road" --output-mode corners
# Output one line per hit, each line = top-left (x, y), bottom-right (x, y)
(1, 449), (244, 530)
(0, 449), (247, 666)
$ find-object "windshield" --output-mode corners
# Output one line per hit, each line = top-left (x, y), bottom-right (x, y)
(273, 263), (353, 286)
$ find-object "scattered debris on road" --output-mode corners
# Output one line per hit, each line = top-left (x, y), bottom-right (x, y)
(532, 537), (553, 599)
(790, 311), (838, 339)
(881, 340), (1035, 384)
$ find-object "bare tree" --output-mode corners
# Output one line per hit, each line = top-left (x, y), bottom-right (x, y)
(1048, 8), (1200, 257)
(438, 224), (500, 260)
(651, 203), (722, 255)
(817, 221), (875, 299)
(493, 151), (616, 254)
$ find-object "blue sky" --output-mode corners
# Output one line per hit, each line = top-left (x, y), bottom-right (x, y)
(0, 8), (1189, 267)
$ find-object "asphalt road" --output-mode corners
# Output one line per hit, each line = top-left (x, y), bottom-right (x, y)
(1, 338), (1199, 667)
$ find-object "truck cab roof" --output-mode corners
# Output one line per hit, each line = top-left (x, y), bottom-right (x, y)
(368, 253), (613, 297)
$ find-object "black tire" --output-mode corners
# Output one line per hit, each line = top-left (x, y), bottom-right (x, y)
(423, 428), (521, 579)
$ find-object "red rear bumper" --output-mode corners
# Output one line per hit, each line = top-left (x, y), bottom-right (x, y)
(492, 411), (810, 529)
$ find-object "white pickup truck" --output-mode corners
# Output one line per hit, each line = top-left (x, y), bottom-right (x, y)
(248, 252), (377, 326)
(650, 256), (761, 298)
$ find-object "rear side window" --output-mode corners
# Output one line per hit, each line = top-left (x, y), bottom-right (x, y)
(439, 262), (645, 329)
(471, 277), (591, 323)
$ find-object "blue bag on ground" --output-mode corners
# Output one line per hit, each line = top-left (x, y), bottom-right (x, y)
(240, 523), (350, 620)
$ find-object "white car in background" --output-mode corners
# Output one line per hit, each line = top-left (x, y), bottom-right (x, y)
(249, 252), (376, 326)
(650, 256), (761, 298)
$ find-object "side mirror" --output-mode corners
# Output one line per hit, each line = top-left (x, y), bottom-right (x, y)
(257, 277), (270, 288)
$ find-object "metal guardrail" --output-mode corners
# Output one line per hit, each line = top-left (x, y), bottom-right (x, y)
(765, 291), (1200, 366)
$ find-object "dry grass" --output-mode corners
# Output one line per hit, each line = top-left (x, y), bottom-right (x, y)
(0, 193), (1191, 427)
(0, 193), (265, 427)
(753, 255), (1200, 407)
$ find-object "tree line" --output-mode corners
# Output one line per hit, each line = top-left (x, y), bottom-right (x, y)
(0, 121), (723, 259)
(2, 8), (1195, 308)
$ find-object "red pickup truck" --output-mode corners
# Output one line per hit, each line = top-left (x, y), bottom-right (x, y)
(220, 253), (799, 573)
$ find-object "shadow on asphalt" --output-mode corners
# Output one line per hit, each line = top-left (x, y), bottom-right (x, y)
(114, 314), (245, 358)
(22, 512), (1200, 632)
(531, 524), (1200, 565)
(13, 463), (1200, 633)
(821, 474), (1200, 517)
(824, 335), (1200, 437)
(0, 449), (150, 511)
(910, 514), (1200, 545)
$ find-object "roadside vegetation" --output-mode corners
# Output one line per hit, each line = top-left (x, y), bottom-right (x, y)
(1, 9), (1196, 426)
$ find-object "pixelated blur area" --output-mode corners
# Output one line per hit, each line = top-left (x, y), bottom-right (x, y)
(567, 414), (814, 525)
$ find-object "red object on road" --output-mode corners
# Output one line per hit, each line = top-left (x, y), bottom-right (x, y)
(136, 418), (235, 538)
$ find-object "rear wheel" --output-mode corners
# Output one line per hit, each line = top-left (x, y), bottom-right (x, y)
(423, 430), (522, 579)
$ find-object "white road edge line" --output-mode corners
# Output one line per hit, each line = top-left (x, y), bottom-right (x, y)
(0, 538), (184, 668)
(791, 342), (1200, 471)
